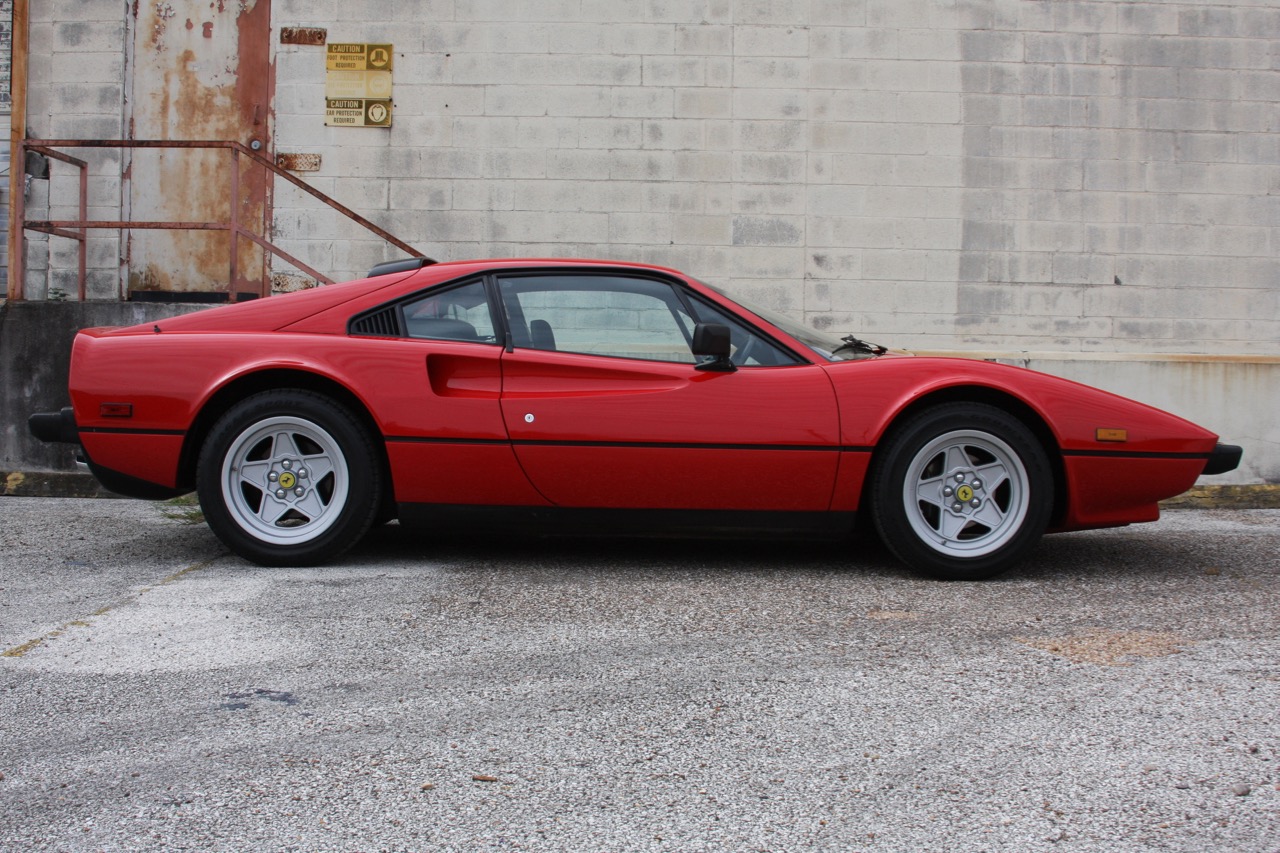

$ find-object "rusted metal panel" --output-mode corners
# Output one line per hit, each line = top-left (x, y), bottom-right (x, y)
(124, 0), (273, 298)
(280, 26), (327, 46)
(276, 152), (321, 172)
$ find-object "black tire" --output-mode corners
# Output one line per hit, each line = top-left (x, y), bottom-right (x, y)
(870, 402), (1052, 581)
(196, 390), (382, 566)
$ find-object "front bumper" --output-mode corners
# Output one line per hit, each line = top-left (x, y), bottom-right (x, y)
(1203, 443), (1243, 476)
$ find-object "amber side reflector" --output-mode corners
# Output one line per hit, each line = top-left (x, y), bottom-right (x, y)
(100, 403), (133, 418)
(1096, 428), (1127, 442)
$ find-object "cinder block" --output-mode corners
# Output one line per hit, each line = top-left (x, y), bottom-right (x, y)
(675, 24), (732, 56)
(1117, 4), (1179, 35)
(810, 27), (896, 60)
(805, 248), (862, 281)
(577, 119), (643, 149)
(458, 0), (583, 23)
(734, 0), (809, 26)
(452, 180), (516, 211)
(736, 26), (810, 58)
(734, 57), (809, 89)
(1024, 33), (1100, 65)
(613, 88), (675, 119)
(732, 151), (798, 183)
(643, 56), (706, 87)
(671, 214), (731, 245)
(734, 120), (805, 152)
(641, 119), (702, 150)
(959, 30), (1024, 64)
(896, 92), (961, 125)
(899, 30), (961, 62)
(810, 0), (868, 28)
(807, 184), (867, 217)
(675, 88), (732, 119)
(674, 151), (733, 183)
(609, 212), (674, 244)
(729, 245), (805, 279)
(610, 150), (676, 181)
(862, 250), (928, 281)
(731, 215), (804, 246)
(1053, 1), (1117, 33)
(609, 23), (675, 55)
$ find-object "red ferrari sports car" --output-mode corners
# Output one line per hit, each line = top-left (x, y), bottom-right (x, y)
(31, 258), (1240, 579)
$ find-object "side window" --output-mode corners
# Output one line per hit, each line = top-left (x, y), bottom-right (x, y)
(686, 294), (801, 367)
(499, 275), (698, 363)
(401, 280), (498, 344)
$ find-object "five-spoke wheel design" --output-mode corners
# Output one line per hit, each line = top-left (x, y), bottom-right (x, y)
(197, 390), (381, 566)
(903, 430), (1030, 559)
(871, 403), (1052, 580)
(221, 416), (349, 546)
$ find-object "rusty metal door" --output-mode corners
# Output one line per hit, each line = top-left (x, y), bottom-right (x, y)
(124, 0), (273, 299)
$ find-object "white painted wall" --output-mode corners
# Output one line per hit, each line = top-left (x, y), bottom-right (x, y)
(269, 0), (1279, 362)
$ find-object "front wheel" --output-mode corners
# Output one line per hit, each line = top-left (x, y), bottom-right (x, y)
(197, 390), (382, 566)
(870, 403), (1053, 581)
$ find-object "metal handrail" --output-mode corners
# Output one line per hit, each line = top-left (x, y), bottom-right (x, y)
(9, 138), (433, 301)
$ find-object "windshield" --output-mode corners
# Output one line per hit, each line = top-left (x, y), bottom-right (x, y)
(699, 281), (875, 362)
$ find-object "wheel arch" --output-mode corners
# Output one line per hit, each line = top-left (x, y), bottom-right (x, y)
(862, 385), (1069, 528)
(176, 368), (390, 502)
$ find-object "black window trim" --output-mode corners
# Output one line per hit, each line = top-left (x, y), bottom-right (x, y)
(348, 264), (813, 366)
(491, 268), (810, 367)
(348, 274), (503, 346)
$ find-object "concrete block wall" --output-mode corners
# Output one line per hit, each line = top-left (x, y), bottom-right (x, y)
(10, 1), (1279, 481)
(21, 0), (128, 300)
(268, 0), (1278, 359)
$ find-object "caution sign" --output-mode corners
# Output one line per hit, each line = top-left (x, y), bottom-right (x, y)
(324, 43), (393, 127)
(325, 69), (393, 99)
(326, 43), (393, 72)
(325, 98), (393, 127)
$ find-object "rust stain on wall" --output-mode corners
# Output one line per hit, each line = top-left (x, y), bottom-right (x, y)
(127, 0), (273, 296)
(280, 27), (327, 46)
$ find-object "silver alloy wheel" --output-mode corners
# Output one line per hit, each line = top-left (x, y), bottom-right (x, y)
(902, 428), (1032, 558)
(220, 415), (350, 546)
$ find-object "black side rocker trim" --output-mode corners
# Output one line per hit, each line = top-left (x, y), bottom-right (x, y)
(396, 504), (857, 540)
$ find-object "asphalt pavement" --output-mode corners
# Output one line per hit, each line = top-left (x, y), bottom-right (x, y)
(1, 497), (1277, 852)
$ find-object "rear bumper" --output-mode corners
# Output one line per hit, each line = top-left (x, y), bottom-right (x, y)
(28, 406), (185, 500)
(28, 407), (80, 444)
(1203, 443), (1243, 476)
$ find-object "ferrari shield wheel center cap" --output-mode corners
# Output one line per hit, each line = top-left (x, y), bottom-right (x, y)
(278, 471), (297, 489)
(956, 484), (974, 503)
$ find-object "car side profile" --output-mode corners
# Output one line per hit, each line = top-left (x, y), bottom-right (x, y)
(30, 258), (1241, 580)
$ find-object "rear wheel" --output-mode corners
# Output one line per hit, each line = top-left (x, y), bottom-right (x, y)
(870, 403), (1052, 580)
(197, 390), (381, 566)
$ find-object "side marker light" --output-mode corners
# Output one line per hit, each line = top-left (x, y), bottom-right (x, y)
(1096, 428), (1127, 442)
(100, 403), (133, 418)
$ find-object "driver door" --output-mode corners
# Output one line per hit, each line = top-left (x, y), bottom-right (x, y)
(496, 272), (841, 511)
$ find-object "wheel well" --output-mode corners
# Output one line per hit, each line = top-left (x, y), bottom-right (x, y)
(862, 386), (1069, 527)
(176, 369), (391, 502)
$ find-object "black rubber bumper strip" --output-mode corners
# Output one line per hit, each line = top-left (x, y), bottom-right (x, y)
(1202, 443), (1243, 476)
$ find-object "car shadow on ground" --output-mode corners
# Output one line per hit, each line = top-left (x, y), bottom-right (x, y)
(351, 519), (913, 579)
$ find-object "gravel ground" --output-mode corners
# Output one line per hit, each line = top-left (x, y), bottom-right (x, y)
(0, 497), (1277, 852)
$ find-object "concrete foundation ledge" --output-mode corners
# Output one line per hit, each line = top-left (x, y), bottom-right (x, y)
(3, 470), (1279, 509)
(1159, 484), (1280, 510)
(3, 470), (120, 498)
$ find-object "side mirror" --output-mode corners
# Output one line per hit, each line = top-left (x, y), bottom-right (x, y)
(692, 323), (735, 372)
